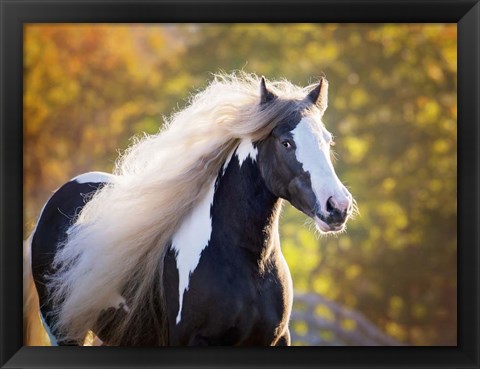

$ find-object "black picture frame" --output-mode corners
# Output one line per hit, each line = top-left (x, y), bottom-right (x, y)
(1, 0), (479, 368)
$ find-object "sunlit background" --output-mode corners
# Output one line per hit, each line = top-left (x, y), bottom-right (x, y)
(24, 24), (457, 346)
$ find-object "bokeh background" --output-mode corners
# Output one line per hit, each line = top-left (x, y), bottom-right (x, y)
(24, 24), (457, 346)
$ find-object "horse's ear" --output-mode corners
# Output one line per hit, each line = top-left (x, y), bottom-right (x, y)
(306, 77), (328, 115)
(260, 76), (277, 104)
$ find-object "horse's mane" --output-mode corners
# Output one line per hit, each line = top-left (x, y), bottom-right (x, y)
(48, 72), (315, 344)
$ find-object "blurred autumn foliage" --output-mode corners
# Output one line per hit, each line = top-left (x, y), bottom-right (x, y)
(24, 24), (457, 346)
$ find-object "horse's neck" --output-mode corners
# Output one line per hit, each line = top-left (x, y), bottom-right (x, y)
(214, 146), (282, 258)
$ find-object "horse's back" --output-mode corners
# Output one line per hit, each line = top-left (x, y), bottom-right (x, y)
(30, 171), (114, 343)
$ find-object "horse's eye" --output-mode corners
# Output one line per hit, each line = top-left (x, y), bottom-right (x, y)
(282, 140), (292, 149)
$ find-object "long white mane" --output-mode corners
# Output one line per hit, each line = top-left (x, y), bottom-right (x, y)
(47, 72), (314, 344)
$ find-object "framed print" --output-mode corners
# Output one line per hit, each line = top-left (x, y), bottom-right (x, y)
(1, 0), (479, 368)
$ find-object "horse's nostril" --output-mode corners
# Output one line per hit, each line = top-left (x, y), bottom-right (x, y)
(326, 196), (335, 213)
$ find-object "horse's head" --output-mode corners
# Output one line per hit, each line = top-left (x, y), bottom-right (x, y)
(258, 77), (353, 234)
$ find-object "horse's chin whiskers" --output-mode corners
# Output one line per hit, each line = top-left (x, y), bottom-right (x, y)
(349, 198), (360, 219)
(303, 217), (316, 231)
(303, 217), (324, 239)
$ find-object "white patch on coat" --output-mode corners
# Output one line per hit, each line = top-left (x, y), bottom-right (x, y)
(235, 140), (258, 166)
(291, 116), (345, 214)
(40, 311), (58, 346)
(171, 178), (216, 324)
(72, 171), (115, 184)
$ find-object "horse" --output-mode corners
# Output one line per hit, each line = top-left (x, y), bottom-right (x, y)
(24, 73), (354, 346)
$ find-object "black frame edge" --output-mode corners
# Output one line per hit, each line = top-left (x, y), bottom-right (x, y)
(458, 1), (480, 367)
(1, 1), (479, 369)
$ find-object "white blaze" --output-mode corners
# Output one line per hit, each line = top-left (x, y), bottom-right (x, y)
(291, 116), (343, 214)
(171, 178), (216, 324)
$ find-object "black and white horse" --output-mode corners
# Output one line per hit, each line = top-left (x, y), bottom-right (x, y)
(24, 73), (354, 346)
